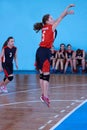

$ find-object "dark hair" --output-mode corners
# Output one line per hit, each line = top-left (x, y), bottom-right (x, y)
(60, 43), (65, 47)
(2, 36), (14, 48)
(33, 14), (50, 33)
(76, 49), (81, 53)
(67, 44), (71, 47)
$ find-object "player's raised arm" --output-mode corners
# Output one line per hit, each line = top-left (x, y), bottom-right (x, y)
(52, 4), (75, 31)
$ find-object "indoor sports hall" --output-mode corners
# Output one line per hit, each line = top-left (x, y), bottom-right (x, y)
(0, 0), (87, 130)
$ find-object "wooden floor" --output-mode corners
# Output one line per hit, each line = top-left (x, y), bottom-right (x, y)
(0, 73), (87, 130)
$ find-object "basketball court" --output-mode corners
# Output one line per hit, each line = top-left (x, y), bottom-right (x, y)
(0, 72), (87, 130)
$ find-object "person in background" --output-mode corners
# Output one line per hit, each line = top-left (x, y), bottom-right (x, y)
(73, 49), (85, 73)
(50, 46), (57, 72)
(55, 43), (66, 73)
(33, 4), (75, 107)
(0, 37), (18, 93)
(64, 44), (74, 73)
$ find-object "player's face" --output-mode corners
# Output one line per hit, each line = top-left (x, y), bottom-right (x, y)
(8, 39), (14, 47)
(60, 45), (65, 50)
(67, 46), (71, 50)
(47, 16), (54, 24)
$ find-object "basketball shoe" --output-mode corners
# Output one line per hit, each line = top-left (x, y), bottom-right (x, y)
(40, 94), (44, 102)
(0, 86), (8, 93)
(44, 97), (50, 107)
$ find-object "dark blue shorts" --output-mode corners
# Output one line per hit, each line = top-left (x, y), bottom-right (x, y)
(2, 62), (13, 77)
(36, 47), (51, 72)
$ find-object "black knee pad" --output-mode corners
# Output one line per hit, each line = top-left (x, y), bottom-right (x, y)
(39, 73), (43, 80)
(43, 74), (50, 82)
(8, 76), (13, 81)
(3, 77), (6, 81)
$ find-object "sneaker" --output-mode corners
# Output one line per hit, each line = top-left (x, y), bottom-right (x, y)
(40, 94), (44, 102)
(44, 97), (50, 107)
(1, 86), (8, 93)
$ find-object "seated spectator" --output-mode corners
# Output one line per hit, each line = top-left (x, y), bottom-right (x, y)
(55, 43), (66, 73)
(64, 44), (74, 73)
(50, 46), (56, 71)
(73, 49), (85, 73)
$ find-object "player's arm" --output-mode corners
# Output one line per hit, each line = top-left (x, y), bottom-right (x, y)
(82, 50), (85, 59)
(14, 49), (18, 69)
(0, 49), (4, 71)
(52, 4), (75, 31)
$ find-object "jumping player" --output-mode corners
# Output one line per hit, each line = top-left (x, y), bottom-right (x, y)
(0, 37), (18, 93)
(33, 4), (75, 107)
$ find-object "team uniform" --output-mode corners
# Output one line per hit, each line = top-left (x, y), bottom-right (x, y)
(36, 24), (55, 72)
(66, 50), (74, 59)
(76, 50), (83, 65)
(50, 50), (56, 67)
(2, 46), (17, 79)
(35, 24), (55, 107)
(58, 49), (66, 59)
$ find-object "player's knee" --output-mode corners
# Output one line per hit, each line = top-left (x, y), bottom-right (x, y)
(43, 74), (50, 82)
(8, 76), (13, 81)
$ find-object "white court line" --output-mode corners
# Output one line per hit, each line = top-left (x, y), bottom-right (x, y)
(0, 85), (65, 96)
(0, 88), (41, 96)
(0, 85), (73, 96)
(50, 100), (87, 130)
(0, 82), (86, 97)
(0, 100), (40, 107)
(0, 99), (84, 107)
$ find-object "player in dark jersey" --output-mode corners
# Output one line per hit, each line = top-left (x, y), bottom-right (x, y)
(0, 37), (18, 93)
(64, 44), (74, 73)
(33, 4), (75, 107)
(55, 43), (66, 73)
(73, 49), (85, 72)
(50, 46), (57, 72)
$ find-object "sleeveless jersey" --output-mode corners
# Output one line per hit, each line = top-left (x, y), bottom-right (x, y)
(66, 50), (73, 58)
(59, 50), (66, 59)
(39, 24), (54, 48)
(2, 46), (17, 64)
(76, 50), (83, 57)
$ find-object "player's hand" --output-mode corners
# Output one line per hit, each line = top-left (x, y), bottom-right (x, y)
(68, 10), (74, 15)
(68, 4), (75, 8)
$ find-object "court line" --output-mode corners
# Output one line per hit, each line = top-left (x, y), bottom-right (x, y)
(50, 99), (87, 130)
(0, 82), (87, 97)
(38, 98), (85, 130)
(0, 99), (84, 107)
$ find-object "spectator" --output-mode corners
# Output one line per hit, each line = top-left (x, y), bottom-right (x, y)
(50, 46), (56, 72)
(55, 43), (66, 73)
(64, 44), (74, 73)
(73, 49), (85, 73)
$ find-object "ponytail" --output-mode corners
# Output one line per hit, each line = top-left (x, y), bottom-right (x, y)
(33, 14), (50, 33)
(33, 22), (43, 33)
(2, 36), (14, 49)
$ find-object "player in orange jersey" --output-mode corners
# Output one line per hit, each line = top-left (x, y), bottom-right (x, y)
(33, 4), (75, 107)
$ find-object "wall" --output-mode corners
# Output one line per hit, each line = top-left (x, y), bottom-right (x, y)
(0, 0), (87, 70)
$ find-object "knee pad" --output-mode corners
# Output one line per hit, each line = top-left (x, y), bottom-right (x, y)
(8, 76), (13, 81)
(3, 77), (6, 81)
(39, 73), (43, 80)
(43, 74), (50, 82)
